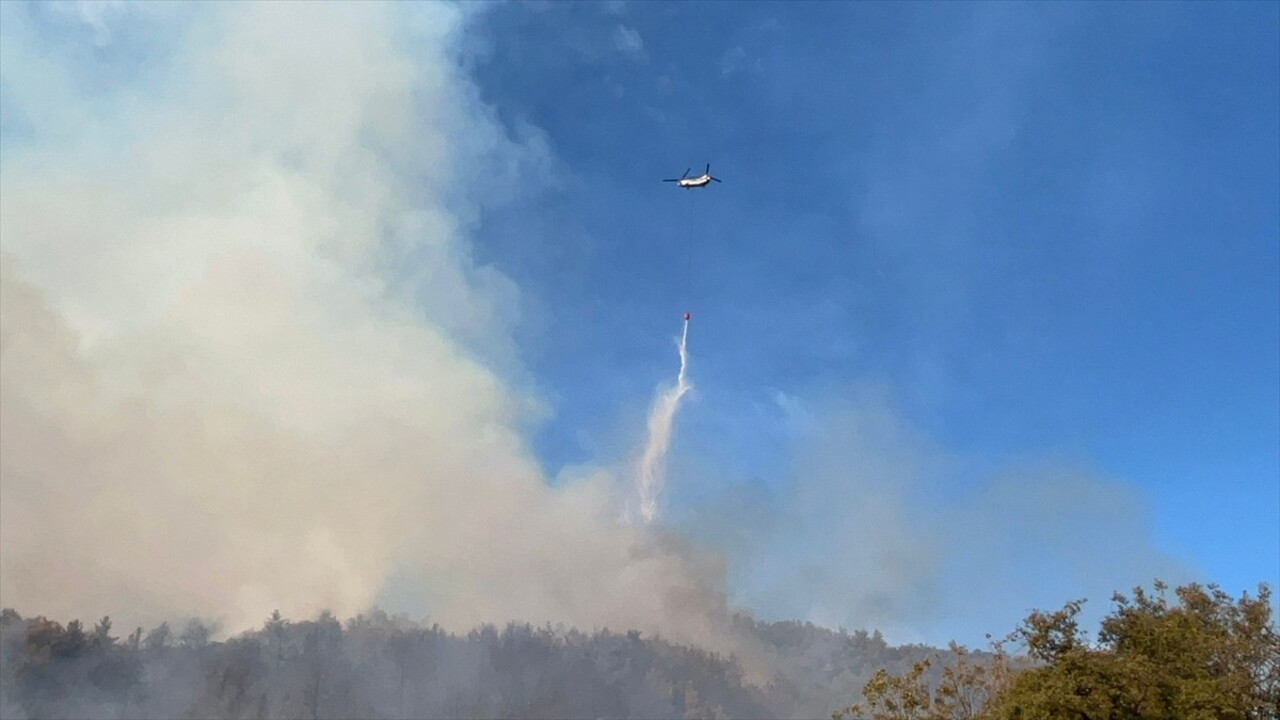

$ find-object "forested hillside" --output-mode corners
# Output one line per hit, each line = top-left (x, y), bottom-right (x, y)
(0, 607), (941, 720)
(3, 581), (1273, 719)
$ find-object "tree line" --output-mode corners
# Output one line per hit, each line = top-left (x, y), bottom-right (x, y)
(0, 604), (947, 719)
(0, 609), (777, 719)
(2, 579), (1272, 719)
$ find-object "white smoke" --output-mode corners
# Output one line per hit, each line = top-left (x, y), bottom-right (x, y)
(0, 2), (1202, 656)
(635, 319), (693, 523)
(0, 2), (726, 646)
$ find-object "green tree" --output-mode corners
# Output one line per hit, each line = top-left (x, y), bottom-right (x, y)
(834, 581), (1278, 720)
(833, 640), (1016, 720)
(989, 581), (1279, 720)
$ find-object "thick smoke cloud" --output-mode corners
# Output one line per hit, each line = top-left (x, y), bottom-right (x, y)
(0, 2), (724, 646)
(1, 1), (1195, 659)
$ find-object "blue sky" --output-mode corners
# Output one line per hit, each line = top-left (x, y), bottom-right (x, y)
(464, 1), (1279, 618)
(0, 0), (1275, 646)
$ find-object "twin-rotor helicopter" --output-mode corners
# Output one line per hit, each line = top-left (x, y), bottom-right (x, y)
(663, 163), (722, 189)
(664, 162), (721, 323)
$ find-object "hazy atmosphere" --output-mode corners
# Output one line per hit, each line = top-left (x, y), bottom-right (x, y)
(1, 2), (1277, 718)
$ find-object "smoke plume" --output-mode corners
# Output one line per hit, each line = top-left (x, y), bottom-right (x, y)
(0, 2), (726, 648)
(0, 1), (1200, 659)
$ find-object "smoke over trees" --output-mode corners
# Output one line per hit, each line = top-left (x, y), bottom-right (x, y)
(3, 577), (1275, 720)
(0, 605), (946, 720)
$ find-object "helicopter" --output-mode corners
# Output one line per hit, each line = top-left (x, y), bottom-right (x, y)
(663, 163), (722, 189)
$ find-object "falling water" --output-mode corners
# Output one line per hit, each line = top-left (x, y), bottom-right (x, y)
(636, 317), (691, 524)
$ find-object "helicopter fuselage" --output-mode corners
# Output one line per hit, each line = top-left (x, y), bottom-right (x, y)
(677, 175), (713, 188)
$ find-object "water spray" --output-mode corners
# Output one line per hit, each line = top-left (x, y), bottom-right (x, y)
(636, 313), (692, 524)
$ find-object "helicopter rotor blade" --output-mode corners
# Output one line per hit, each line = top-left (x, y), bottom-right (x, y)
(710, 176), (722, 183)
(682, 168), (691, 178)
(705, 163), (711, 175)
(662, 179), (679, 182)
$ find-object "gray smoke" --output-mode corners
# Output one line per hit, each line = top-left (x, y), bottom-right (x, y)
(0, 2), (729, 650)
(0, 1), (1198, 669)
